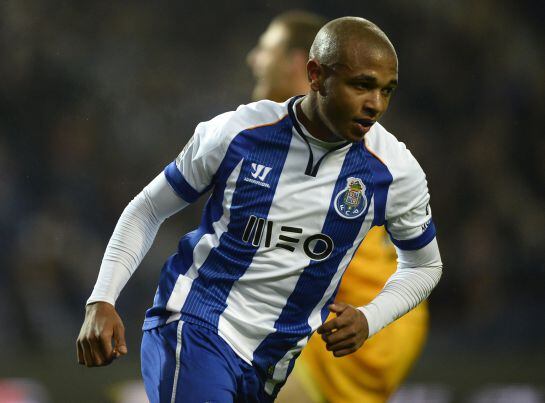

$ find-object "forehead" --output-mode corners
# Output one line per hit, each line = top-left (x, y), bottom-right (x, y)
(258, 23), (289, 49)
(337, 38), (398, 79)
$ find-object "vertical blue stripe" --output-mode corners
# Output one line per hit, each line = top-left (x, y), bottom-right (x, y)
(144, 119), (290, 327)
(144, 254), (183, 323)
(252, 143), (374, 374)
(145, 135), (245, 326)
(319, 274), (343, 324)
(362, 146), (393, 227)
(180, 117), (293, 330)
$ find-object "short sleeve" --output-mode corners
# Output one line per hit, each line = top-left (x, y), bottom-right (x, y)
(164, 111), (234, 203)
(385, 148), (436, 251)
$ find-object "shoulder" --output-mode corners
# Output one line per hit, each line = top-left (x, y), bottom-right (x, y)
(366, 123), (431, 221)
(201, 99), (289, 138)
(364, 122), (424, 183)
(192, 100), (290, 155)
(232, 99), (290, 129)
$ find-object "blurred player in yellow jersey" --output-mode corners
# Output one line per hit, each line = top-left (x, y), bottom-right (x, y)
(247, 11), (429, 403)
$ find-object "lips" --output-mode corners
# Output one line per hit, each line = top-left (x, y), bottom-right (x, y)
(354, 118), (376, 128)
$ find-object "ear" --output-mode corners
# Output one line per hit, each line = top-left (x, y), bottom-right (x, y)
(306, 59), (323, 92)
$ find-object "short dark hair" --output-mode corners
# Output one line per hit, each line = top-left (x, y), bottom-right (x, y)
(271, 11), (327, 55)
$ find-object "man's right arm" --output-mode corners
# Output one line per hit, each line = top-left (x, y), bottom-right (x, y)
(77, 173), (188, 367)
(77, 110), (239, 367)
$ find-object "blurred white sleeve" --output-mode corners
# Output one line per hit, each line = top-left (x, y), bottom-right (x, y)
(87, 173), (188, 306)
(358, 237), (442, 338)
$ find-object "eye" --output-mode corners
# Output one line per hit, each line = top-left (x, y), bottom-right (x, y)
(381, 87), (395, 96)
(352, 82), (371, 90)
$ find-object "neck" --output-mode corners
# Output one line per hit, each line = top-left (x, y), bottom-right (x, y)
(298, 96), (341, 143)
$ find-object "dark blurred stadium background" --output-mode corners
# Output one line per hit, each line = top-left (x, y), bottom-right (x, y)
(0, 1), (543, 402)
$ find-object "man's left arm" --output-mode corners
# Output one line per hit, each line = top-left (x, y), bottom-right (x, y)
(318, 145), (441, 356)
(317, 239), (442, 357)
(358, 238), (442, 337)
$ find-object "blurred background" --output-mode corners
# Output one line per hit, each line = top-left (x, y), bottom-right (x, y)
(0, 0), (543, 402)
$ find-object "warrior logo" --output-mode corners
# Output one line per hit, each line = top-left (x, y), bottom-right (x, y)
(334, 177), (367, 219)
(244, 163), (272, 188)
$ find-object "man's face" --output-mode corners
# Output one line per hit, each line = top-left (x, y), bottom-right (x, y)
(247, 23), (295, 102)
(314, 41), (398, 142)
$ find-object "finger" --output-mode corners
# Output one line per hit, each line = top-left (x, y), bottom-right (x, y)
(322, 327), (355, 345)
(77, 339), (85, 365)
(113, 324), (128, 357)
(325, 337), (358, 353)
(317, 315), (350, 335)
(90, 333), (109, 366)
(333, 347), (359, 357)
(99, 332), (114, 364)
(328, 302), (348, 315)
(318, 304), (351, 334)
(86, 335), (107, 367)
(317, 319), (336, 335)
(81, 338), (96, 367)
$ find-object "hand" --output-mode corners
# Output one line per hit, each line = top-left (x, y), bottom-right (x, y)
(316, 302), (369, 357)
(76, 301), (128, 367)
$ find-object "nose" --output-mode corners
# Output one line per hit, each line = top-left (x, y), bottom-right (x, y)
(362, 89), (386, 118)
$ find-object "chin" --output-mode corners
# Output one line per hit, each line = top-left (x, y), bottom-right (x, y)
(346, 130), (366, 142)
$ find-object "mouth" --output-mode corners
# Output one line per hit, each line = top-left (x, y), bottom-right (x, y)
(354, 118), (376, 129)
(353, 118), (376, 135)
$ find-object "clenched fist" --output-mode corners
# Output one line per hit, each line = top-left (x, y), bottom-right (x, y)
(316, 302), (369, 357)
(76, 302), (128, 367)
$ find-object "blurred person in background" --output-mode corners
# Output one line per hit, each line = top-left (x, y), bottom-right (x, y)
(77, 16), (442, 402)
(247, 11), (429, 403)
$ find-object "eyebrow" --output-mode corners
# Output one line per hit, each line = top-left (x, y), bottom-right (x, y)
(322, 63), (398, 86)
(353, 74), (398, 87)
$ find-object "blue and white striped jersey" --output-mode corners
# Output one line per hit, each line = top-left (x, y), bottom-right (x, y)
(143, 96), (436, 392)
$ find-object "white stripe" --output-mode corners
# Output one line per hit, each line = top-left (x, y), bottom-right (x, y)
(177, 101), (286, 195)
(218, 132), (351, 363)
(171, 320), (184, 403)
(166, 312), (181, 324)
(165, 160), (243, 313)
(265, 195), (375, 397)
(307, 197), (375, 331)
(264, 336), (308, 395)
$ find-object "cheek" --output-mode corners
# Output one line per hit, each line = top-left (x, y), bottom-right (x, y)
(319, 84), (355, 127)
(328, 95), (354, 122)
(382, 98), (392, 113)
(321, 98), (349, 131)
(328, 86), (353, 109)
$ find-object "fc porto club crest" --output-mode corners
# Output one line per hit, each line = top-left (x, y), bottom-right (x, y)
(334, 177), (367, 219)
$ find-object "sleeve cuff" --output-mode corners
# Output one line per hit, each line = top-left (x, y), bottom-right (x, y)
(86, 296), (116, 307)
(389, 220), (436, 251)
(164, 161), (202, 203)
(357, 306), (381, 338)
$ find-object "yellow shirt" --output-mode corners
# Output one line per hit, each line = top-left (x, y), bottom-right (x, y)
(292, 227), (429, 403)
